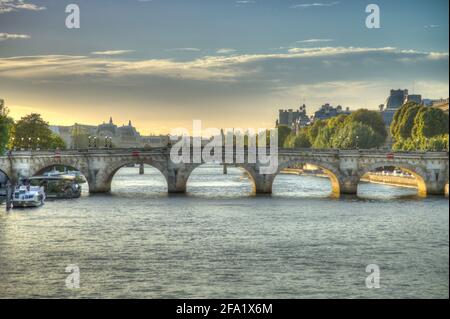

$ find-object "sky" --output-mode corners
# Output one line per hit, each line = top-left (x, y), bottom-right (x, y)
(0, 0), (448, 134)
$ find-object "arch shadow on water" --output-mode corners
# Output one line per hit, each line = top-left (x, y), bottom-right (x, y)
(272, 173), (336, 199)
(356, 165), (423, 201)
(186, 164), (254, 199)
(110, 164), (168, 199)
(0, 169), (10, 198)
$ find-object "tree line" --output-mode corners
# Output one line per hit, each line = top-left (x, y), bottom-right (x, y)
(390, 102), (448, 151)
(0, 103), (66, 153)
(281, 109), (388, 149)
(279, 104), (448, 151)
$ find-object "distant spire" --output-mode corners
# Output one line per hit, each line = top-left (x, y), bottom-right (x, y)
(128, 120), (132, 126)
(109, 117), (113, 124)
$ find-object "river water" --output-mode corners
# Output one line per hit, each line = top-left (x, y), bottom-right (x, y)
(0, 165), (448, 299)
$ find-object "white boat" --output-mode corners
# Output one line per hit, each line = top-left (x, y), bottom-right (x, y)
(12, 185), (46, 208)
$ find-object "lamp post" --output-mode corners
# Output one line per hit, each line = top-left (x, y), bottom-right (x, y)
(37, 137), (40, 151)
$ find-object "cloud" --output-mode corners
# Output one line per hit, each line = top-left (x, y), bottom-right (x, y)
(296, 39), (334, 44)
(91, 50), (135, 56)
(235, 0), (256, 5)
(166, 48), (201, 52)
(0, 0), (46, 13)
(0, 47), (447, 81)
(291, 2), (339, 9)
(0, 32), (30, 41)
(216, 48), (237, 55)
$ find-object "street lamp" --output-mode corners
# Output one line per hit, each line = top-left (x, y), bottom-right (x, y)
(37, 137), (40, 151)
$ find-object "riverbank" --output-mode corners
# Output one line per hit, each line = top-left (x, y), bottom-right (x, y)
(281, 168), (418, 189)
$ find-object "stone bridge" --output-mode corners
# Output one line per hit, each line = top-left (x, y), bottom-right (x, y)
(0, 148), (448, 197)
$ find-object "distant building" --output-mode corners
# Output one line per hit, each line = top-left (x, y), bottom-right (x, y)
(142, 135), (170, 148)
(381, 89), (409, 128)
(278, 104), (310, 130)
(50, 117), (168, 149)
(313, 103), (351, 121)
(430, 98), (450, 114)
(404, 94), (422, 105)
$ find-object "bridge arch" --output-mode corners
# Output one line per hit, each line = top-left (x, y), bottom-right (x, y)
(0, 168), (12, 190)
(183, 163), (257, 195)
(99, 159), (169, 193)
(357, 162), (428, 197)
(30, 159), (90, 180)
(275, 158), (342, 197)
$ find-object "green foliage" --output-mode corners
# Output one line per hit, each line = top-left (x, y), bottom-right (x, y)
(71, 124), (90, 149)
(391, 102), (449, 151)
(398, 104), (421, 140)
(283, 131), (311, 148)
(277, 125), (292, 148)
(308, 120), (326, 143)
(0, 103), (14, 153)
(283, 110), (387, 150)
(391, 102), (419, 139)
(312, 126), (336, 149)
(332, 122), (384, 149)
(12, 113), (67, 150)
(412, 107), (449, 139)
(50, 133), (67, 150)
(346, 109), (387, 141)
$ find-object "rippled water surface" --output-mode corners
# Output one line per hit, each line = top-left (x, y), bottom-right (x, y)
(0, 165), (448, 298)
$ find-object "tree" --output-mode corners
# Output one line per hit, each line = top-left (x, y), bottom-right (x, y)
(397, 104), (421, 140)
(347, 109), (387, 141)
(308, 120), (327, 145)
(71, 124), (89, 149)
(313, 126), (335, 149)
(412, 107), (449, 139)
(0, 102), (14, 153)
(332, 122), (384, 149)
(283, 130), (311, 148)
(50, 133), (67, 149)
(12, 113), (66, 150)
(391, 102), (417, 139)
(277, 125), (292, 148)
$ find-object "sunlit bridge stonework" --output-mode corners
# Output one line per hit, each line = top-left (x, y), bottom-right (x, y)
(1, 148), (448, 197)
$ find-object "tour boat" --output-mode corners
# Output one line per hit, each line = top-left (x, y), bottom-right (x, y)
(12, 185), (46, 208)
(27, 174), (84, 199)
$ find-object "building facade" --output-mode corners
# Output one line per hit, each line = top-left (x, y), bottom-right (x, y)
(50, 117), (168, 149)
(313, 103), (351, 121)
(277, 104), (311, 131)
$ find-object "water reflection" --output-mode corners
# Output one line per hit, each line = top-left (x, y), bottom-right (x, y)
(0, 165), (448, 299)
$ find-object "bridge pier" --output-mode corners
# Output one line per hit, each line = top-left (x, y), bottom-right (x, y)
(252, 174), (276, 194)
(425, 180), (448, 196)
(339, 177), (359, 195)
(167, 167), (190, 194)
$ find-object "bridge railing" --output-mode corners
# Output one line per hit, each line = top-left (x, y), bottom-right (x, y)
(2, 147), (448, 158)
